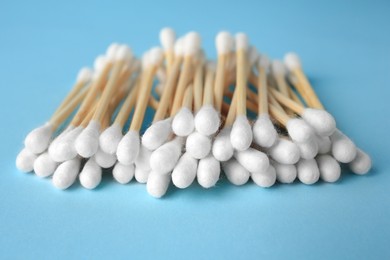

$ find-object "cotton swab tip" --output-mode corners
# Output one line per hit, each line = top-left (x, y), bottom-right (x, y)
(113, 162), (135, 184)
(184, 31), (201, 56)
(99, 124), (123, 155)
(284, 52), (301, 70)
(24, 122), (53, 154)
(230, 115), (253, 151)
(160, 27), (176, 50)
(235, 33), (249, 50)
(77, 67), (93, 83)
(271, 60), (286, 76)
(194, 105), (220, 136)
(349, 148), (372, 175)
(79, 158), (102, 189)
(16, 148), (37, 173)
(216, 31), (233, 54)
(34, 152), (58, 178)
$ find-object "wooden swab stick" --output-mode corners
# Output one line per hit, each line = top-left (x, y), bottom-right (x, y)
(235, 33), (249, 117)
(269, 88), (304, 115)
(284, 53), (324, 109)
(257, 57), (269, 115)
(193, 59), (204, 112)
(182, 84), (193, 109)
(203, 62), (215, 107)
(170, 32), (201, 116)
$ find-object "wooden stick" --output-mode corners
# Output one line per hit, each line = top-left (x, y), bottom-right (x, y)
(269, 88), (305, 115)
(214, 53), (228, 112)
(257, 64), (268, 115)
(170, 54), (195, 116)
(269, 103), (290, 127)
(183, 84), (193, 109)
(130, 63), (160, 131)
(149, 96), (159, 110)
(203, 63), (215, 106)
(288, 87), (304, 107)
(153, 56), (183, 122)
(236, 46), (248, 116)
(193, 61), (204, 111)
(71, 61), (113, 126)
(225, 90), (237, 126)
(268, 91), (285, 112)
(290, 68), (324, 109)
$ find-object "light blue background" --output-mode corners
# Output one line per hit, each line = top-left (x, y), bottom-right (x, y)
(1, 0), (389, 259)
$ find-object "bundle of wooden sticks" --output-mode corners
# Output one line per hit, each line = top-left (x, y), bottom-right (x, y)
(16, 28), (372, 198)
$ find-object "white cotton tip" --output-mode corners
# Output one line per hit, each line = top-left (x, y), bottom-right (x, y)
(184, 31), (201, 56)
(271, 60), (286, 77)
(186, 132), (212, 159)
(160, 27), (176, 50)
(235, 33), (249, 50)
(79, 158), (102, 189)
(16, 148), (38, 173)
(116, 130), (140, 165)
(142, 118), (172, 150)
(349, 148), (372, 175)
(271, 160), (297, 184)
(174, 37), (185, 56)
(135, 145), (152, 170)
(106, 43), (120, 60)
(34, 152), (59, 178)
(172, 107), (194, 137)
(297, 159), (320, 185)
(172, 152), (198, 189)
(212, 128), (234, 161)
(135, 167), (150, 183)
(230, 115), (253, 151)
(234, 148), (269, 173)
(315, 135), (332, 154)
(93, 55), (108, 73)
(267, 138), (300, 165)
(94, 148), (116, 168)
(287, 118), (314, 143)
(114, 45), (132, 61)
(222, 158), (250, 186)
(253, 114), (277, 148)
(197, 154), (220, 188)
(147, 171), (171, 198)
(248, 46), (259, 67)
(112, 162), (134, 184)
(330, 130), (357, 163)
(284, 52), (301, 71)
(150, 137), (183, 174)
(24, 122), (53, 154)
(302, 108), (336, 137)
(141, 51), (150, 68)
(49, 126), (82, 162)
(216, 31), (233, 54)
(99, 123), (123, 155)
(251, 165), (276, 188)
(75, 120), (100, 158)
(52, 158), (81, 190)
(149, 46), (163, 65)
(77, 67), (93, 83)
(296, 138), (319, 160)
(316, 154), (341, 183)
(258, 53), (270, 69)
(194, 105), (220, 136)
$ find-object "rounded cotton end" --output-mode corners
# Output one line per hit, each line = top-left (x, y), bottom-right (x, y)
(315, 135), (332, 154)
(271, 160), (297, 184)
(267, 138), (300, 165)
(194, 105), (220, 136)
(142, 118), (172, 150)
(253, 114), (277, 148)
(79, 158), (102, 189)
(284, 52), (301, 71)
(258, 53), (270, 69)
(248, 46), (259, 67)
(94, 55), (108, 73)
(160, 27), (176, 50)
(330, 130), (357, 163)
(147, 171), (171, 198)
(148, 46), (163, 65)
(222, 158), (250, 186)
(99, 124), (123, 155)
(297, 159), (320, 185)
(75, 120), (100, 158)
(24, 122), (53, 154)
(216, 31), (233, 54)
(212, 128), (234, 161)
(116, 130), (140, 165)
(184, 31), (201, 56)
(94, 148), (117, 168)
(135, 167), (150, 183)
(172, 107), (194, 137)
(34, 152), (59, 178)
(197, 154), (220, 188)
(174, 37), (185, 56)
(296, 138), (319, 160)
(16, 148), (38, 173)
(52, 158), (81, 190)
(106, 43), (120, 60)
(349, 148), (372, 175)
(234, 148), (269, 173)
(317, 154), (341, 183)
(230, 115), (253, 151)
(135, 145), (152, 171)
(271, 60), (286, 77)
(113, 162), (134, 184)
(302, 108), (336, 137)
(235, 33), (249, 50)
(286, 118), (314, 143)
(77, 67), (93, 83)
(186, 132), (212, 159)
(150, 137), (183, 174)
(48, 126), (82, 162)
(251, 165), (276, 188)
(172, 152), (198, 189)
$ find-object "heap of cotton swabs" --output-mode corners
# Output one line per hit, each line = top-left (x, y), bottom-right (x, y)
(16, 28), (372, 198)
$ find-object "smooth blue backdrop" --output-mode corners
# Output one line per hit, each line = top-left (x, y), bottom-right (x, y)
(1, 0), (389, 259)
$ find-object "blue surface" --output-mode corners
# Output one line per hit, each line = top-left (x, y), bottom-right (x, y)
(1, 0), (390, 259)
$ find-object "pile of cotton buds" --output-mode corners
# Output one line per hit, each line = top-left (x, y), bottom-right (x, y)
(16, 28), (372, 198)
